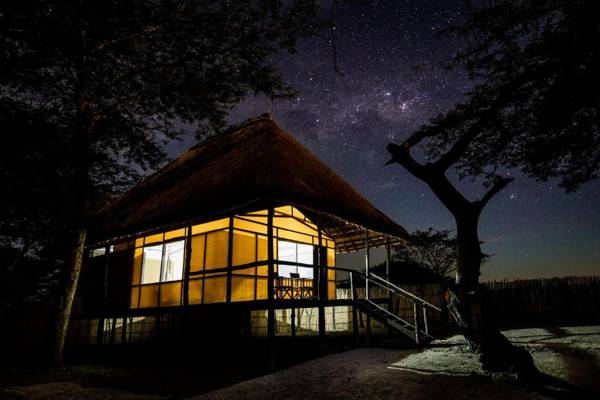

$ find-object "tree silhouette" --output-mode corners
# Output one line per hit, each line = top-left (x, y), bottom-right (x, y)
(387, 0), (599, 377)
(0, 0), (317, 368)
(405, 229), (457, 278)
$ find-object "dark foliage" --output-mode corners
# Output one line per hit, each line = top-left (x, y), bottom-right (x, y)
(387, 0), (599, 376)
(0, 0), (319, 365)
(404, 229), (457, 278)
(426, 0), (600, 191)
(0, 0), (318, 273)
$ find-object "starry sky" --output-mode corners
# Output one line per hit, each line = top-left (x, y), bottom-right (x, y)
(172, 0), (600, 281)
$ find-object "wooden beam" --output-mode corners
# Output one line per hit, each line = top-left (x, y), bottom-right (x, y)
(267, 208), (275, 339)
(365, 230), (371, 345)
(226, 217), (234, 303)
(183, 223), (192, 307)
(317, 215), (325, 339)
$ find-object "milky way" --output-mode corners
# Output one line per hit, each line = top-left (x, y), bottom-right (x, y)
(174, 0), (600, 280)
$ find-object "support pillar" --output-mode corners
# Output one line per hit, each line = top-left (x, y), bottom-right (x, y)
(98, 245), (110, 345)
(226, 217), (234, 303)
(350, 271), (359, 344)
(385, 236), (392, 334)
(317, 216), (325, 340)
(365, 230), (371, 345)
(182, 223), (193, 339)
(267, 208), (276, 370)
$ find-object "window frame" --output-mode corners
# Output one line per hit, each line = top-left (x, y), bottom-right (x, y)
(276, 239), (315, 279)
(140, 238), (186, 285)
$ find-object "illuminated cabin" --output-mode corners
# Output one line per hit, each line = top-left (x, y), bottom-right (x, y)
(74, 114), (410, 344)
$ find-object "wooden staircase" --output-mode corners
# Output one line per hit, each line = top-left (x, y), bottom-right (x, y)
(350, 272), (441, 344)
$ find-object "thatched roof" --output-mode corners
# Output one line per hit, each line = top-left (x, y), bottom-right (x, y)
(91, 114), (409, 252)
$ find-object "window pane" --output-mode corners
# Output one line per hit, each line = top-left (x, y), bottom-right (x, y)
(205, 230), (229, 270)
(162, 240), (184, 282)
(278, 264), (295, 278)
(160, 281), (182, 306)
(139, 284), (159, 308)
(203, 276), (227, 303)
(257, 236), (268, 262)
(141, 244), (162, 284)
(297, 244), (314, 265)
(231, 276), (255, 302)
(298, 266), (313, 279)
(232, 231), (256, 266)
(277, 240), (296, 278)
(132, 248), (143, 285)
(277, 241), (296, 262)
(190, 235), (205, 272)
(189, 278), (203, 304)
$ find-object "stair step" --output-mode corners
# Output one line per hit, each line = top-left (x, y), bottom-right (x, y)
(354, 288), (438, 344)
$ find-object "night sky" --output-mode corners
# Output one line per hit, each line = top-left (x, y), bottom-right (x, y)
(171, 0), (600, 281)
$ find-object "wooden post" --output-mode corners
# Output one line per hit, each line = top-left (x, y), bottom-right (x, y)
(385, 236), (392, 335)
(96, 318), (104, 345)
(291, 307), (296, 337)
(413, 302), (420, 345)
(103, 245), (110, 308)
(350, 271), (359, 344)
(317, 216), (325, 340)
(349, 271), (355, 302)
(365, 230), (370, 299)
(226, 217), (234, 303)
(267, 208), (275, 370)
(365, 231), (371, 345)
(182, 224), (192, 339)
(183, 224), (192, 307)
(121, 317), (127, 344)
(423, 306), (429, 335)
(385, 236), (391, 281)
(98, 245), (110, 345)
(110, 317), (117, 344)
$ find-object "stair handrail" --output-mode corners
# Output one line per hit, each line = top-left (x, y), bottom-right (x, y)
(361, 298), (416, 331)
(368, 272), (442, 312)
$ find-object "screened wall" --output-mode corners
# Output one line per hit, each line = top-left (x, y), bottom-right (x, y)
(127, 205), (337, 309)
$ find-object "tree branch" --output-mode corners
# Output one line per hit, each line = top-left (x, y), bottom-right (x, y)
(387, 143), (473, 215)
(475, 175), (514, 210)
(386, 143), (431, 181)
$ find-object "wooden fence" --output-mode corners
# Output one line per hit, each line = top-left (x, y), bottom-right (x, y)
(483, 276), (600, 326)
(337, 275), (600, 329)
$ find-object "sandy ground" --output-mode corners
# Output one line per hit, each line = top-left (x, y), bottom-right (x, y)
(193, 325), (600, 400)
(2, 326), (599, 399)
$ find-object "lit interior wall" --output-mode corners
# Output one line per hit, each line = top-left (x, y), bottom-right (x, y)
(128, 205), (336, 309)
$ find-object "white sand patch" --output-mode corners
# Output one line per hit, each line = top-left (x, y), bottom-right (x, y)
(389, 347), (483, 376)
(195, 326), (600, 399)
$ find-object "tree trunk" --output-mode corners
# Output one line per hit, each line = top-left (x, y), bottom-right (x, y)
(447, 209), (537, 378)
(50, 227), (87, 369)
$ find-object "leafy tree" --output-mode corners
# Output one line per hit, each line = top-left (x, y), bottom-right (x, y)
(0, 101), (70, 270)
(0, 0), (317, 368)
(387, 0), (599, 377)
(406, 229), (457, 278)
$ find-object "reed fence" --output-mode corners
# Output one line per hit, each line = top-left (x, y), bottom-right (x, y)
(483, 276), (600, 326)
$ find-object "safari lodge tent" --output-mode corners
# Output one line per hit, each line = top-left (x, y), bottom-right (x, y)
(70, 114), (433, 347)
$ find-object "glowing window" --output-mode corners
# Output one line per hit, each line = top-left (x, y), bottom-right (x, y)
(162, 241), (184, 282)
(141, 240), (185, 284)
(141, 244), (162, 284)
(277, 240), (314, 279)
